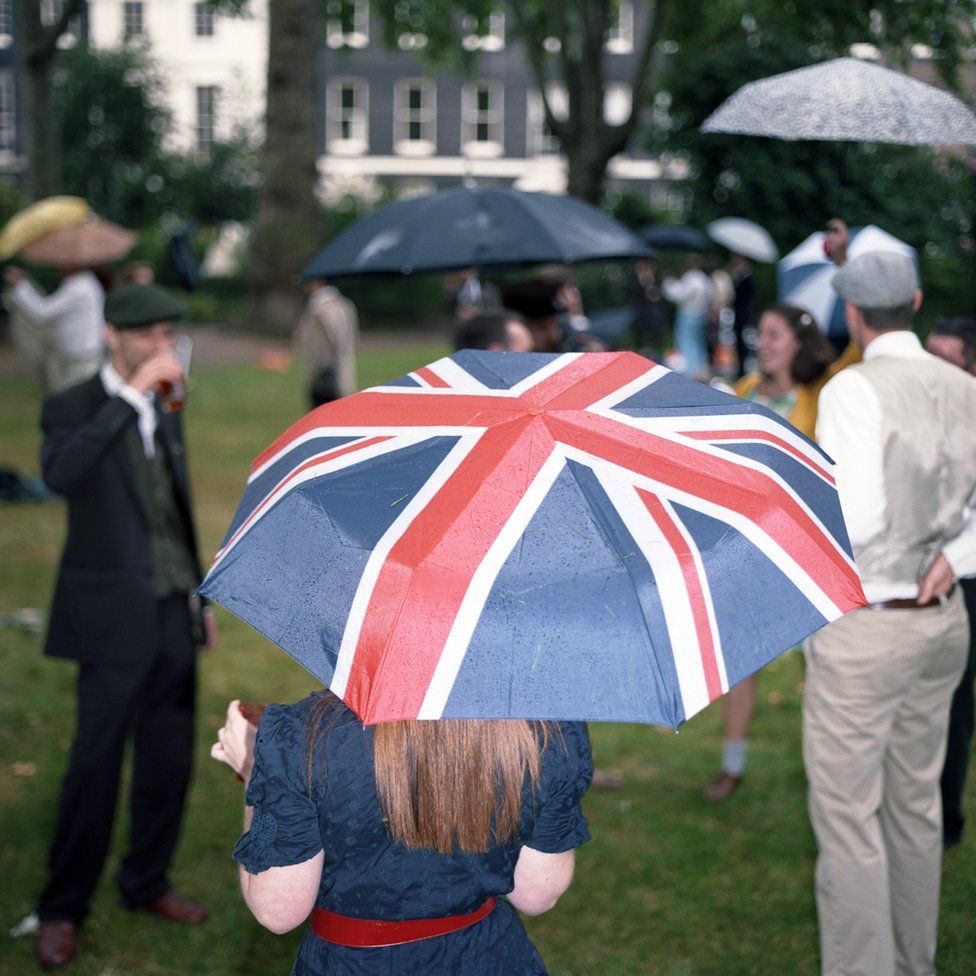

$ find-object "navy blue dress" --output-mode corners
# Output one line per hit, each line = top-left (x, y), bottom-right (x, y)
(233, 695), (593, 976)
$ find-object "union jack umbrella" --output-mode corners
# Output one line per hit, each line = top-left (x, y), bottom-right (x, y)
(200, 351), (866, 727)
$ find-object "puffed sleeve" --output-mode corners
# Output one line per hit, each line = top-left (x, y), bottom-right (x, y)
(232, 704), (324, 874)
(526, 721), (593, 853)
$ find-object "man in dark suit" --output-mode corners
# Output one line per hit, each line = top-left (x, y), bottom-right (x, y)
(35, 284), (216, 970)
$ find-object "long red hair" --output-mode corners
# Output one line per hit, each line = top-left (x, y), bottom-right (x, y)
(306, 694), (550, 854)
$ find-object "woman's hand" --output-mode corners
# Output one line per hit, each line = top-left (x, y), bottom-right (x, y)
(211, 699), (257, 783)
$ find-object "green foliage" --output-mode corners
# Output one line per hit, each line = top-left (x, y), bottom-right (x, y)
(53, 44), (172, 226)
(52, 45), (259, 229)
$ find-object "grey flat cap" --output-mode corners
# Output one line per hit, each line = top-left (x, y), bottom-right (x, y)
(831, 251), (919, 309)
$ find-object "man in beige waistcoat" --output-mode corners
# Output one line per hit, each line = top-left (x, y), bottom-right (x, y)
(804, 252), (976, 976)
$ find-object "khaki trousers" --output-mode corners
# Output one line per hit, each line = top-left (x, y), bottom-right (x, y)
(803, 590), (968, 976)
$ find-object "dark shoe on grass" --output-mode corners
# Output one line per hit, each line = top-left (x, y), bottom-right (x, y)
(703, 771), (742, 803)
(36, 920), (77, 970)
(128, 890), (209, 924)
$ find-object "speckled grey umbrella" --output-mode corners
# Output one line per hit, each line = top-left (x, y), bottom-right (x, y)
(701, 57), (976, 146)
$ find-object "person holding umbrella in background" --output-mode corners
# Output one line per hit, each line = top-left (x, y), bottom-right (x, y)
(704, 303), (854, 802)
(3, 262), (107, 394)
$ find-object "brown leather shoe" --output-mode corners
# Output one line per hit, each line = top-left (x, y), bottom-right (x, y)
(35, 920), (77, 970)
(137, 890), (209, 924)
(703, 771), (743, 802)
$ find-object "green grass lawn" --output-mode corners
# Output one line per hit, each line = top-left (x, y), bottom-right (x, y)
(1, 341), (974, 976)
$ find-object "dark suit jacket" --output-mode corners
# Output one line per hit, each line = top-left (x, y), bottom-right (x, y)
(40, 373), (204, 666)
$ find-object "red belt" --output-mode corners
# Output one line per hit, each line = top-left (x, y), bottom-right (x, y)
(311, 897), (496, 948)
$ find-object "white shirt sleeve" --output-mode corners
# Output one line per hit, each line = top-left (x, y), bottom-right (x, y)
(8, 278), (80, 325)
(943, 497), (976, 579)
(815, 369), (885, 550)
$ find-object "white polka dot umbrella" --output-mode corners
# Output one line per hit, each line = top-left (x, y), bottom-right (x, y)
(701, 57), (976, 147)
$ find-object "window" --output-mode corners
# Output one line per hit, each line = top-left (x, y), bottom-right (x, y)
(326, 0), (369, 49)
(394, 1), (426, 51)
(0, 71), (14, 152)
(327, 79), (368, 153)
(461, 10), (504, 52)
(606, 1), (634, 54)
(603, 83), (632, 126)
(41, 0), (79, 47)
(195, 85), (219, 154)
(526, 85), (566, 156)
(194, 2), (216, 38)
(461, 82), (503, 155)
(122, 1), (144, 39)
(394, 79), (436, 154)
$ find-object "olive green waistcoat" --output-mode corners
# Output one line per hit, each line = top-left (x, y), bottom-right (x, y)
(126, 427), (197, 597)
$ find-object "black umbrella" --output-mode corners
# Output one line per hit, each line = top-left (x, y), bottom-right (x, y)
(638, 223), (710, 251)
(302, 187), (650, 279)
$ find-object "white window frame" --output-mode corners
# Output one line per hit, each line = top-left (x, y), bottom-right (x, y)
(461, 81), (503, 157)
(326, 0), (369, 50)
(122, 1), (144, 39)
(0, 71), (15, 152)
(327, 78), (369, 155)
(41, 0), (79, 47)
(603, 82), (632, 126)
(0, 0), (14, 47)
(461, 10), (505, 52)
(195, 85), (219, 155)
(606, 1), (634, 54)
(194, 2), (217, 38)
(526, 84), (566, 157)
(393, 78), (436, 156)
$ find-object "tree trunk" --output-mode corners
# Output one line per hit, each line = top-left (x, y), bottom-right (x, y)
(246, 0), (321, 334)
(14, 0), (66, 199)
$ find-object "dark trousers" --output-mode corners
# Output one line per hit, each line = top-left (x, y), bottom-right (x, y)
(941, 576), (976, 844)
(38, 594), (197, 924)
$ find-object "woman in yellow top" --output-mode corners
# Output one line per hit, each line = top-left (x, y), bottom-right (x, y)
(704, 303), (859, 801)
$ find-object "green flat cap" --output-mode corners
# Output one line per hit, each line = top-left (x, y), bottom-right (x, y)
(104, 283), (187, 329)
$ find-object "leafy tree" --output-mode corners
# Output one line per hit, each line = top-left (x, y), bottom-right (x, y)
(51, 45), (259, 230)
(53, 45), (171, 226)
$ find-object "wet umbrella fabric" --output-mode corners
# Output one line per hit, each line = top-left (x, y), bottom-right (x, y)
(706, 218), (779, 263)
(301, 187), (649, 279)
(778, 225), (916, 342)
(638, 224), (710, 251)
(701, 57), (976, 146)
(200, 351), (865, 727)
(22, 217), (138, 267)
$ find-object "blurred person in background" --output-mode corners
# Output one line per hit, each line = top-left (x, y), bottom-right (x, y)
(33, 283), (217, 969)
(454, 309), (534, 352)
(662, 258), (712, 379)
(730, 253), (755, 378)
(630, 257), (667, 353)
(925, 315), (976, 849)
(704, 303), (856, 802)
(3, 263), (106, 393)
(296, 276), (359, 410)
